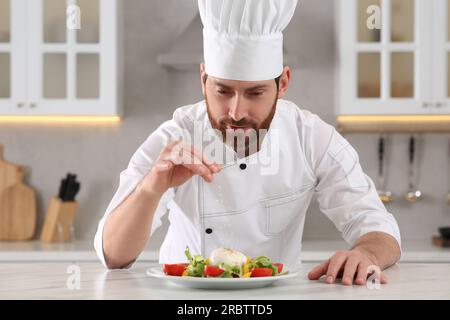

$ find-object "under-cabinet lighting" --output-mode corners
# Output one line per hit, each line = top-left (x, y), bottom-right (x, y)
(0, 116), (121, 124)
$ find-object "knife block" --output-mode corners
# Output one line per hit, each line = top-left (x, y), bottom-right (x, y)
(432, 235), (450, 248)
(40, 197), (78, 243)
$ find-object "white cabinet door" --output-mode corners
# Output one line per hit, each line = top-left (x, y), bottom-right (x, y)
(0, 0), (27, 115)
(26, 0), (121, 116)
(339, 0), (433, 115)
(432, 0), (450, 114)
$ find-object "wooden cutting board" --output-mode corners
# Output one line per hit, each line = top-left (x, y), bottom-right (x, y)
(0, 169), (37, 240)
(0, 144), (37, 241)
(0, 144), (23, 196)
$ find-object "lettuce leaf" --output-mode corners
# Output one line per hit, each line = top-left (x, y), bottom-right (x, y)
(252, 255), (279, 276)
(184, 246), (205, 277)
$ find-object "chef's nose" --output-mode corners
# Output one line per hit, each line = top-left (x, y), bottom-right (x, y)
(228, 95), (248, 121)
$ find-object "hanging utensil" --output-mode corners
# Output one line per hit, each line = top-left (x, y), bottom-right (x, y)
(404, 135), (422, 202)
(377, 135), (393, 203)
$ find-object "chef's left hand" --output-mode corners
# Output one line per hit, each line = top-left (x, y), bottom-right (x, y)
(307, 248), (387, 286)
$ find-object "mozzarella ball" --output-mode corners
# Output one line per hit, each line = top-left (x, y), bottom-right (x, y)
(209, 247), (247, 267)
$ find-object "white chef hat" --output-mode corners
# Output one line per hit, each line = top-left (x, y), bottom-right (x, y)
(198, 0), (298, 81)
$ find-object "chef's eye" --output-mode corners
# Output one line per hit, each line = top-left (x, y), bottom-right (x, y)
(217, 90), (231, 95)
(248, 91), (264, 97)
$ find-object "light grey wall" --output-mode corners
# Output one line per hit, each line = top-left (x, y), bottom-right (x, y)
(1, 0), (449, 250)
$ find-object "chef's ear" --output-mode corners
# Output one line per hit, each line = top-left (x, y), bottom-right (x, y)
(277, 66), (291, 99)
(200, 63), (207, 96)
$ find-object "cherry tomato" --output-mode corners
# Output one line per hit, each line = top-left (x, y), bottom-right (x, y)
(273, 263), (284, 273)
(251, 267), (273, 277)
(204, 265), (225, 277)
(163, 264), (187, 276)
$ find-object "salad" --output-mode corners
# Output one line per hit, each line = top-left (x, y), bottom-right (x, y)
(162, 246), (287, 278)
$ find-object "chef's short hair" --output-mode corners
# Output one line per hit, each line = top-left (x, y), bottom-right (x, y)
(203, 74), (282, 90)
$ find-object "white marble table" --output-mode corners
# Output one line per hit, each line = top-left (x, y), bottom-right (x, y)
(0, 262), (449, 299)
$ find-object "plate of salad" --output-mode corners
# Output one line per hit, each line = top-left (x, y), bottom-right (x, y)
(146, 246), (299, 289)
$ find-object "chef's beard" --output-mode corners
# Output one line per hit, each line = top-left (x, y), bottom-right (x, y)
(205, 93), (278, 158)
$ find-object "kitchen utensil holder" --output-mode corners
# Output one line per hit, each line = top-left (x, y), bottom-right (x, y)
(40, 196), (78, 243)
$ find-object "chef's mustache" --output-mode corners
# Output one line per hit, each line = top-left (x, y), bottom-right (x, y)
(219, 117), (258, 129)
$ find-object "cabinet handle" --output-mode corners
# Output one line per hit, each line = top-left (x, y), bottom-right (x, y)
(17, 103), (24, 108)
(422, 102), (431, 108)
(30, 103), (37, 108)
(435, 102), (444, 108)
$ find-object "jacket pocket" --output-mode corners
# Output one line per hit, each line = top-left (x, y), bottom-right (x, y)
(265, 187), (312, 236)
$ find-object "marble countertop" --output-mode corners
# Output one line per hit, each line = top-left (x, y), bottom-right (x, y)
(0, 239), (449, 262)
(0, 262), (449, 299)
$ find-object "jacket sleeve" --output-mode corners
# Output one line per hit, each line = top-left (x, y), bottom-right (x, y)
(93, 109), (189, 269)
(306, 114), (402, 252)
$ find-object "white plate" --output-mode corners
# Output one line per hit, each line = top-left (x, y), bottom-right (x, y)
(146, 267), (299, 290)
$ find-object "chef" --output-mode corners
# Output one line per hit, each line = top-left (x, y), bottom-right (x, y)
(95, 0), (401, 286)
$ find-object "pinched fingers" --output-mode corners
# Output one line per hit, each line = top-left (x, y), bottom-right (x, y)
(187, 144), (221, 173)
(162, 141), (216, 182)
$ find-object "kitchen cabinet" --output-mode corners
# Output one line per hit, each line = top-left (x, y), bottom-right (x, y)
(337, 0), (450, 132)
(0, 0), (122, 117)
(433, 0), (450, 113)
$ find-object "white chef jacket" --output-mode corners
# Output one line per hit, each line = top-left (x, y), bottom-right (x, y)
(94, 99), (402, 269)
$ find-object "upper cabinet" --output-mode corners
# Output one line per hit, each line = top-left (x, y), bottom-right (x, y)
(433, 0), (450, 112)
(0, 0), (122, 117)
(337, 0), (450, 131)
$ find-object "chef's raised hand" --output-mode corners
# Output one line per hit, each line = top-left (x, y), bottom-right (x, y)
(307, 248), (387, 286)
(142, 140), (221, 195)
